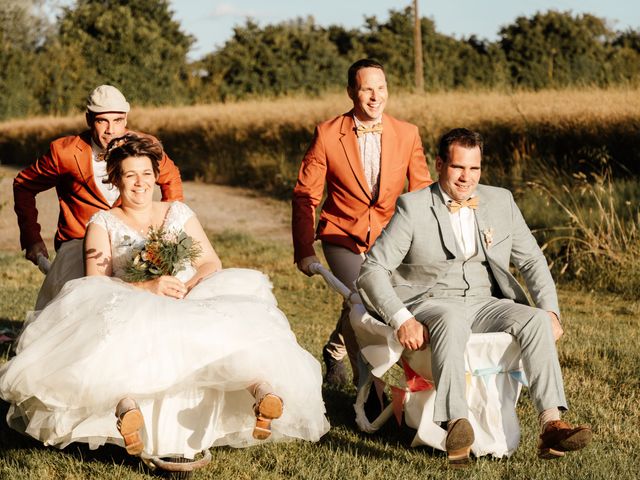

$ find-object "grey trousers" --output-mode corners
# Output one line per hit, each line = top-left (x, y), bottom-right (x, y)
(412, 296), (568, 423)
(321, 241), (364, 383)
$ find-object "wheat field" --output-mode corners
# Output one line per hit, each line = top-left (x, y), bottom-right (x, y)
(2, 86), (639, 166)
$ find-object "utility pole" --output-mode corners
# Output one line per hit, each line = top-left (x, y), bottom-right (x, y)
(413, 0), (424, 92)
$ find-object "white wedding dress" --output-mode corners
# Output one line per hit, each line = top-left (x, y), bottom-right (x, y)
(0, 201), (329, 458)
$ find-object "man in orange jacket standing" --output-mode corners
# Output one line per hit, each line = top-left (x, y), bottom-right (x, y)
(14, 85), (183, 309)
(292, 59), (432, 386)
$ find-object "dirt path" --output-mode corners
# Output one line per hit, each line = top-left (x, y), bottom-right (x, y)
(0, 165), (291, 253)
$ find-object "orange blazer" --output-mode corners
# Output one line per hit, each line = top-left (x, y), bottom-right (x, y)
(292, 111), (432, 262)
(14, 130), (183, 250)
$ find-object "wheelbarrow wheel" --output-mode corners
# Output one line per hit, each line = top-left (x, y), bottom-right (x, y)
(165, 457), (192, 479)
(141, 450), (211, 479)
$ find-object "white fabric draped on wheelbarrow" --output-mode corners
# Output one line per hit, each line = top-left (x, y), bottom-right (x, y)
(308, 262), (526, 458)
(350, 302), (526, 458)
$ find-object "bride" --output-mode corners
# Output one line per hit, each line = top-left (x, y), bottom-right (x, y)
(0, 134), (329, 461)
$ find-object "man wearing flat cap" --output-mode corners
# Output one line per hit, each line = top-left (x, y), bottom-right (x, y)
(13, 85), (183, 309)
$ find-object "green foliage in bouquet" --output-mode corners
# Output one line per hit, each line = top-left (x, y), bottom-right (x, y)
(123, 226), (202, 282)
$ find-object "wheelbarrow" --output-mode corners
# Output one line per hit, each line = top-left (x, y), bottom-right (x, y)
(309, 262), (527, 458)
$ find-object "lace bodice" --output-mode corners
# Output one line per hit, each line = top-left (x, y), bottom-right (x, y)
(88, 201), (197, 282)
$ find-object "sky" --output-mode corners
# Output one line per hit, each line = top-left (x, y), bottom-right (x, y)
(166, 0), (640, 60)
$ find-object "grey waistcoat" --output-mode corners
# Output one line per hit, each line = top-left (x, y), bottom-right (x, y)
(428, 223), (500, 297)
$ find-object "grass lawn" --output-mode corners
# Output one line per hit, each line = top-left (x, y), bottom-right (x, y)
(1, 231), (638, 479)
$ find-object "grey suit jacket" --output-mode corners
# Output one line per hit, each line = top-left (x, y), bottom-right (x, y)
(356, 183), (559, 325)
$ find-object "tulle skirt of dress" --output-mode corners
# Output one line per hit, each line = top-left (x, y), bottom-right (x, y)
(0, 268), (329, 458)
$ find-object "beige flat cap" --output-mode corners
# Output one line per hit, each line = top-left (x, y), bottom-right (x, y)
(86, 85), (130, 113)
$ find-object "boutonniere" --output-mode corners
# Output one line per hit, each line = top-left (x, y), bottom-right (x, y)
(482, 228), (494, 248)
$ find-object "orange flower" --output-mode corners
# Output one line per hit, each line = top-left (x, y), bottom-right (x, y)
(144, 242), (162, 267)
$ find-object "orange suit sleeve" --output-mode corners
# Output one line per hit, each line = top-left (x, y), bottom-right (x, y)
(406, 126), (432, 191)
(13, 146), (60, 250)
(292, 126), (327, 263)
(156, 151), (183, 201)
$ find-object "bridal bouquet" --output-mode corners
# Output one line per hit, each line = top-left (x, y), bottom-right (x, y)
(123, 226), (202, 282)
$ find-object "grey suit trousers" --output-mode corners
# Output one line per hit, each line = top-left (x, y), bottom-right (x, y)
(412, 295), (568, 423)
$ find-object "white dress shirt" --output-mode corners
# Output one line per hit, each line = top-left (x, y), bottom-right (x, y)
(441, 190), (478, 260)
(91, 141), (120, 206)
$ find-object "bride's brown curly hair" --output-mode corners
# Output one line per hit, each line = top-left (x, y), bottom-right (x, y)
(103, 134), (163, 186)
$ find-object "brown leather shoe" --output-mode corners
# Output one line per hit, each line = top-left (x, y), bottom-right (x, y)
(115, 398), (145, 456)
(538, 420), (592, 459)
(252, 392), (284, 440)
(446, 418), (475, 467)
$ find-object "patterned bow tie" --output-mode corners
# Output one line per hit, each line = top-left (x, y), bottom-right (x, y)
(355, 123), (383, 137)
(447, 196), (479, 213)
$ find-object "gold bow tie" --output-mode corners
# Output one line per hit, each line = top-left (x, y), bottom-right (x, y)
(447, 197), (479, 213)
(355, 123), (383, 137)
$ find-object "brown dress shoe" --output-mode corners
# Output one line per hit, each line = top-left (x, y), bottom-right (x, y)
(538, 420), (593, 459)
(252, 392), (284, 440)
(446, 418), (475, 467)
(115, 398), (145, 456)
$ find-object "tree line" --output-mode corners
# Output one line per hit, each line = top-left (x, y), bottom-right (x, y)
(1, 0), (639, 120)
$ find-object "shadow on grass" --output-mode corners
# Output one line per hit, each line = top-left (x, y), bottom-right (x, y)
(0, 363), (445, 475)
(320, 383), (445, 462)
(0, 386), (447, 478)
(0, 399), (159, 477)
(0, 400), (43, 452)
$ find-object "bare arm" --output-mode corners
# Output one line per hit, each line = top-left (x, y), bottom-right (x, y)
(85, 220), (188, 298)
(84, 222), (113, 277)
(182, 215), (222, 291)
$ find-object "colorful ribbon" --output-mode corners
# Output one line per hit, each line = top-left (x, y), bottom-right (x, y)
(471, 366), (528, 387)
(387, 359), (435, 425)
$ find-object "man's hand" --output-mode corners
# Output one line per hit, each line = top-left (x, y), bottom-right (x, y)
(548, 311), (563, 341)
(25, 241), (48, 266)
(296, 255), (321, 276)
(397, 317), (430, 351)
